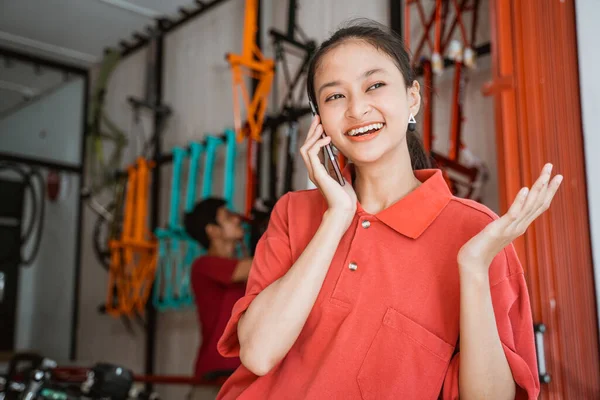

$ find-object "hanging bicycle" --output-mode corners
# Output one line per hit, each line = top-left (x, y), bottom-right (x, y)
(404, 0), (488, 201)
(105, 157), (157, 318)
(153, 130), (238, 311)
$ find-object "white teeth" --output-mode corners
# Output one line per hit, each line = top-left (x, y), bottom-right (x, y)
(348, 123), (384, 136)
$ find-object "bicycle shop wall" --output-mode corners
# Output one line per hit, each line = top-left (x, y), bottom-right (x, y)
(75, 0), (498, 398)
(77, 3), (248, 399)
(77, 46), (150, 373)
(0, 66), (85, 361)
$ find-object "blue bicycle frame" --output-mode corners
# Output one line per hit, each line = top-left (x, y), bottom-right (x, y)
(154, 146), (191, 310)
(153, 130), (241, 311)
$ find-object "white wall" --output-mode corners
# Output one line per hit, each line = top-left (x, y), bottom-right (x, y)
(0, 73), (84, 362)
(77, 47), (149, 372)
(0, 77), (85, 166)
(76, 3), (250, 399)
(14, 170), (80, 362)
(575, 0), (600, 338)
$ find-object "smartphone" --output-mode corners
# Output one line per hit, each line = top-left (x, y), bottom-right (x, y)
(309, 100), (345, 186)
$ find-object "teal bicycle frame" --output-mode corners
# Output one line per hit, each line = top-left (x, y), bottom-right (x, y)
(154, 146), (192, 310)
(153, 129), (239, 311)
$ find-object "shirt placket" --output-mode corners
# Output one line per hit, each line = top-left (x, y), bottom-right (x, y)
(330, 211), (374, 306)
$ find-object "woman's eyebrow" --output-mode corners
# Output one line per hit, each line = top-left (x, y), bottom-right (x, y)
(317, 80), (341, 98)
(362, 68), (385, 78)
(317, 68), (386, 98)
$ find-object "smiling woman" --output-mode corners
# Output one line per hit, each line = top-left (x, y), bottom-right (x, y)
(306, 23), (431, 171)
(312, 46), (415, 165)
(215, 18), (560, 400)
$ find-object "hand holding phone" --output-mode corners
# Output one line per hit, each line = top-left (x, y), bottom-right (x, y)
(309, 100), (345, 186)
(301, 100), (357, 223)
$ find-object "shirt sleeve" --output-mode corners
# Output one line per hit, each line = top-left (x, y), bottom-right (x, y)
(441, 245), (541, 400)
(193, 256), (239, 285)
(217, 193), (293, 358)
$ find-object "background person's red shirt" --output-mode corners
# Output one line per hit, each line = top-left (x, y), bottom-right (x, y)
(191, 255), (246, 378)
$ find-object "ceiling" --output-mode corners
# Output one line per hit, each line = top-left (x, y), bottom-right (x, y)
(0, 0), (201, 119)
(0, 0), (490, 121)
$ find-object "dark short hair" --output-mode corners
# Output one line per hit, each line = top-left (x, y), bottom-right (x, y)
(184, 197), (227, 249)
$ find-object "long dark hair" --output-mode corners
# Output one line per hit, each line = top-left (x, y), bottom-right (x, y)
(306, 18), (431, 170)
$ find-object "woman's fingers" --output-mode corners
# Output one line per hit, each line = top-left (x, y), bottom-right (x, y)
(307, 136), (332, 182)
(506, 164), (551, 226)
(307, 115), (323, 142)
(300, 116), (323, 152)
(300, 118), (323, 179)
(505, 167), (563, 237)
(524, 174), (563, 226)
(300, 146), (313, 181)
(496, 164), (563, 240)
(519, 163), (552, 220)
(493, 186), (529, 234)
(508, 187), (530, 221)
(522, 164), (554, 221)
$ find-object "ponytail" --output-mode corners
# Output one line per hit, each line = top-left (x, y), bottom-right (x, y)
(407, 130), (432, 170)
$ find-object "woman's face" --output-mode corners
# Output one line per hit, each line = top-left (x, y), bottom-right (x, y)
(313, 40), (420, 165)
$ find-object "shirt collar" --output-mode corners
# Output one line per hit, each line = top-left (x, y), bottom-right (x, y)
(342, 164), (452, 239)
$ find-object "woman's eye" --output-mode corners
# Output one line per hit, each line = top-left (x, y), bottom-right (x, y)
(325, 93), (344, 102)
(368, 82), (385, 91)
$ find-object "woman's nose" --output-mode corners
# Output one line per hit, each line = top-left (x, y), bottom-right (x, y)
(345, 95), (370, 120)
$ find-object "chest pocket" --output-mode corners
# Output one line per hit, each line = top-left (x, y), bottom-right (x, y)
(357, 307), (455, 400)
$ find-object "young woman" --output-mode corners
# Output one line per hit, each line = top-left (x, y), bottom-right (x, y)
(215, 19), (562, 400)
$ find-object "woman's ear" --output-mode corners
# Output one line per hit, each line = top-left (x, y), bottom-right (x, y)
(408, 80), (421, 117)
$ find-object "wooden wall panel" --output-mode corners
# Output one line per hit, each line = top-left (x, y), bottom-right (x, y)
(488, 0), (600, 398)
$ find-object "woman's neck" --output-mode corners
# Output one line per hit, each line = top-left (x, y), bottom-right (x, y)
(353, 145), (422, 215)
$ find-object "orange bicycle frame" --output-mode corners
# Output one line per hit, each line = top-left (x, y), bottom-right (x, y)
(226, 0), (274, 144)
(106, 157), (157, 317)
(227, 0), (274, 217)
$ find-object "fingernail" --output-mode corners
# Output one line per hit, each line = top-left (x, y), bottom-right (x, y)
(522, 187), (529, 195)
(556, 175), (564, 184)
(545, 163), (553, 173)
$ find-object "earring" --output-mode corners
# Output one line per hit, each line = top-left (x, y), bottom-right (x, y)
(408, 113), (417, 131)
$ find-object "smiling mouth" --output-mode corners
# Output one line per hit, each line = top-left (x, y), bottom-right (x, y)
(345, 123), (385, 137)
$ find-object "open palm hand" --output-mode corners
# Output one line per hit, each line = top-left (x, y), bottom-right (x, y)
(458, 163), (563, 270)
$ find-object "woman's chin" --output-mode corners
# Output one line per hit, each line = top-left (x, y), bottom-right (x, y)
(344, 138), (407, 167)
(346, 148), (388, 166)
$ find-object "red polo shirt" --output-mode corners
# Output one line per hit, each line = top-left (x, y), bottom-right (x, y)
(216, 167), (540, 399)
(191, 255), (246, 378)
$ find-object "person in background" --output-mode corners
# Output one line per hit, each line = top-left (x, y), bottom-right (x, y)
(183, 197), (253, 398)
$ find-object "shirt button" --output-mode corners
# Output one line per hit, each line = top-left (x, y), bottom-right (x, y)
(361, 220), (371, 229)
(348, 262), (358, 271)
